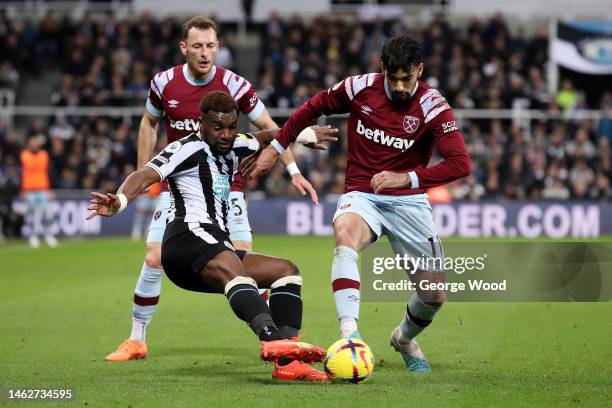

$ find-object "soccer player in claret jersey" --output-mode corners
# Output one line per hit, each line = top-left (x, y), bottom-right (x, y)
(245, 34), (471, 372)
(88, 92), (335, 382)
(105, 16), (318, 362)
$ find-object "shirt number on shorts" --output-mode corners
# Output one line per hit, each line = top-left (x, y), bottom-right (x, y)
(231, 198), (243, 216)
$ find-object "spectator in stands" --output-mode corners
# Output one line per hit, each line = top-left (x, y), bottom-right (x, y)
(566, 128), (596, 160)
(49, 114), (75, 142)
(451, 175), (485, 201)
(0, 62), (20, 92)
(543, 177), (570, 200)
(590, 172), (612, 200)
(569, 159), (594, 198)
(0, 155), (22, 241)
(597, 93), (612, 142)
(0, 121), (23, 240)
(556, 79), (579, 111)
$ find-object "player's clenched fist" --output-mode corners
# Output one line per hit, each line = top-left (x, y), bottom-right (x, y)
(297, 125), (339, 150)
(371, 171), (411, 194)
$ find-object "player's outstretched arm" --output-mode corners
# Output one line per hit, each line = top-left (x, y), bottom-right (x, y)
(137, 111), (161, 169)
(250, 108), (333, 204)
(243, 85), (346, 179)
(272, 87), (349, 151)
(248, 128), (280, 146)
(86, 167), (161, 220)
(280, 125), (338, 205)
(241, 126), (339, 180)
(243, 124), (338, 149)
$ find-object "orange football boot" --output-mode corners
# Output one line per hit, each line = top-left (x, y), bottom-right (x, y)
(105, 339), (148, 361)
(272, 361), (328, 382)
(260, 338), (326, 364)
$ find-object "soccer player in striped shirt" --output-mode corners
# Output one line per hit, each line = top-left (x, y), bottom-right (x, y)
(88, 92), (338, 381)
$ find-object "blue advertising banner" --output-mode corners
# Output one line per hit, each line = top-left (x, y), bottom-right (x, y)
(15, 192), (612, 239)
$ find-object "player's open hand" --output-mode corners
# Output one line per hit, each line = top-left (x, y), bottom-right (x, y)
(291, 173), (319, 205)
(241, 144), (279, 179)
(299, 125), (339, 150)
(86, 192), (120, 219)
(371, 171), (411, 194)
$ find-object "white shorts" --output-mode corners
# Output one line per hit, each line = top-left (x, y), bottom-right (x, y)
(146, 191), (171, 244)
(333, 191), (443, 271)
(227, 191), (252, 242)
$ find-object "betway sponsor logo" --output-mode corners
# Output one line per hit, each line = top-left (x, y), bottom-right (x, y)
(356, 120), (414, 151)
(169, 118), (200, 131)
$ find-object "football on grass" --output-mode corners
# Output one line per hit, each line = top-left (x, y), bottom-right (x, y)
(323, 338), (374, 383)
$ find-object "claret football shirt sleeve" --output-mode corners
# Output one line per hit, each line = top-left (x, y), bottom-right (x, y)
(409, 109), (471, 189)
(146, 77), (164, 118)
(272, 78), (353, 151)
(234, 79), (265, 122)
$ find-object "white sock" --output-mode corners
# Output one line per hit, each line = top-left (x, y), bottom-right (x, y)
(340, 320), (358, 339)
(131, 262), (163, 341)
(331, 246), (360, 337)
(400, 294), (441, 340)
(130, 320), (147, 343)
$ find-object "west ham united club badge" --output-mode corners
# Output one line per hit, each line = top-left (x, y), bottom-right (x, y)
(403, 115), (420, 134)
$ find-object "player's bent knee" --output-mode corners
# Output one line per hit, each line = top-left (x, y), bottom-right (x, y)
(144, 244), (163, 270)
(278, 259), (300, 277)
(334, 227), (361, 250)
(288, 261), (300, 276)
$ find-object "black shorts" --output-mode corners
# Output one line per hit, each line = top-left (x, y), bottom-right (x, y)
(161, 221), (247, 293)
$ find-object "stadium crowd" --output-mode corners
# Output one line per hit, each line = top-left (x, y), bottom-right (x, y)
(1, 11), (611, 222)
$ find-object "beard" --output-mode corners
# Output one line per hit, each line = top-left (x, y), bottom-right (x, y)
(391, 91), (411, 101)
(211, 145), (231, 155)
(208, 138), (232, 155)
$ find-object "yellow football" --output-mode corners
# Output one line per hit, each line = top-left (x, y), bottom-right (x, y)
(323, 338), (374, 383)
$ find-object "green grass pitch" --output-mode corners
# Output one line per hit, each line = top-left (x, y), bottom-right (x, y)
(1, 236), (611, 407)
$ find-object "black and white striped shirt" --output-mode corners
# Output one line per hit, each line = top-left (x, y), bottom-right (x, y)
(146, 132), (259, 235)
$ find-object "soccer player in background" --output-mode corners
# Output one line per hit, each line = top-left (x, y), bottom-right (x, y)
(244, 34), (471, 372)
(106, 16), (318, 361)
(89, 91), (330, 381)
(20, 134), (58, 249)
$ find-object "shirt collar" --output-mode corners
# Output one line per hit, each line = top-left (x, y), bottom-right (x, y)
(183, 64), (216, 86)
